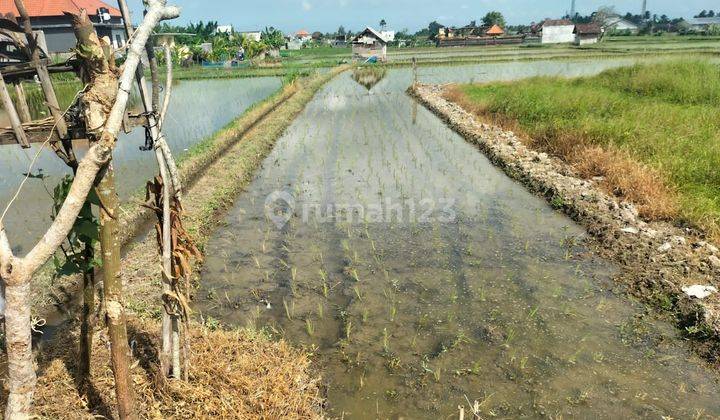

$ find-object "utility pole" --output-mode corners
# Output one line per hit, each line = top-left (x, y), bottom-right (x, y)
(570, 0), (576, 18)
(642, 0), (648, 17)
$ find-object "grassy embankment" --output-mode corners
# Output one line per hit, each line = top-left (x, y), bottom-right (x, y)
(11, 66), (349, 418)
(445, 60), (720, 236)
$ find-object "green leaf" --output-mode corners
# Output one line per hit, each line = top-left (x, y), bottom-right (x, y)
(75, 220), (100, 242)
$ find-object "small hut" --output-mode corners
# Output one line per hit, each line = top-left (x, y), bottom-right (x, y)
(574, 23), (603, 45)
(351, 27), (387, 62)
(485, 24), (505, 37)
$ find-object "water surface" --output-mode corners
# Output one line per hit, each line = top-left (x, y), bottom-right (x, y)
(0, 77), (281, 253)
(199, 61), (720, 418)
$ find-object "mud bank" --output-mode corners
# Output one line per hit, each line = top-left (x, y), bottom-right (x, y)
(410, 83), (720, 363)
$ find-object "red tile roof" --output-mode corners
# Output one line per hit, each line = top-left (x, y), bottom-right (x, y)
(574, 23), (602, 35)
(0, 0), (121, 18)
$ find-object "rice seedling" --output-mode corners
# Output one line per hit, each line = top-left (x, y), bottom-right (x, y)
(383, 328), (390, 353)
(345, 320), (353, 341)
(283, 298), (294, 321)
(305, 318), (315, 336)
(353, 285), (363, 301)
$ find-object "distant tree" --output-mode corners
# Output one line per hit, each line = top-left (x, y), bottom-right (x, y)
(697, 10), (708, 18)
(380, 19), (387, 30)
(482, 11), (506, 28)
(427, 20), (443, 39)
(261, 26), (285, 50)
(709, 10), (716, 17)
(311, 31), (323, 41)
(592, 6), (617, 24)
(338, 25), (346, 36)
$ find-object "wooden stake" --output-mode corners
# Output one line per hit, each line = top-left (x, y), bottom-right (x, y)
(13, 0), (69, 141)
(98, 166), (136, 419)
(0, 72), (30, 147)
(13, 81), (32, 123)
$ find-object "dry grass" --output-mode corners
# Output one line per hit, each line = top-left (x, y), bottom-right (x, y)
(1, 319), (324, 419)
(444, 85), (679, 221)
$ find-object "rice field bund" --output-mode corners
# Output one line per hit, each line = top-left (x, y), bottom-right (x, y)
(197, 68), (720, 418)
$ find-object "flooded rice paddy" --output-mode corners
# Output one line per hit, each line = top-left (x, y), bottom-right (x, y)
(198, 60), (720, 418)
(0, 77), (281, 253)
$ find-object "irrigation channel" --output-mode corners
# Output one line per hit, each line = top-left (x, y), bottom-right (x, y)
(198, 58), (720, 418)
(0, 76), (281, 253)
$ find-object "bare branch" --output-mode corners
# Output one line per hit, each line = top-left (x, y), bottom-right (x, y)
(101, 1), (180, 143)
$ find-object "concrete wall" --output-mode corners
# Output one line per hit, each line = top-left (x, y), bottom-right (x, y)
(30, 16), (125, 53)
(542, 25), (575, 44)
(575, 36), (599, 45)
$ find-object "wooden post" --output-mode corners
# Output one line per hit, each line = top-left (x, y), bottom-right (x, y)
(14, 0), (69, 142)
(13, 81), (32, 123)
(117, 0), (183, 378)
(0, 72), (30, 148)
(97, 165), (136, 419)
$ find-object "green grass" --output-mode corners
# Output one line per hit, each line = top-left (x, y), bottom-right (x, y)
(454, 60), (720, 233)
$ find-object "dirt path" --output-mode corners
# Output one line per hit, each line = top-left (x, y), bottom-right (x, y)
(410, 83), (720, 365)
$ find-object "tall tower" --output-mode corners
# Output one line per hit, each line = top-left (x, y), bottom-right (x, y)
(641, 0), (647, 17)
(570, 0), (576, 17)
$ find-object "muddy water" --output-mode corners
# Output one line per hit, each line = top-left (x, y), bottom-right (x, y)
(198, 61), (720, 418)
(0, 77), (281, 254)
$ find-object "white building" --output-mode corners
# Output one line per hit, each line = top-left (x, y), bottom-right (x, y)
(238, 31), (261, 42)
(215, 25), (234, 34)
(689, 17), (720, 31)
(574, 23), (603, 45)
(604, 16), (640, 34)
(380, 30), (395, 42)
(540, 19), (576, 44)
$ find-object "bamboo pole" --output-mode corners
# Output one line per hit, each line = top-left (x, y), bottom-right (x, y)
(13, 82), (32, 123)
(116, 0), (182, 378)
(0, 72), (29, 147)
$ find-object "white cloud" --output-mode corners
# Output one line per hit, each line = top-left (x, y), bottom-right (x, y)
(302, 0), (313, 11)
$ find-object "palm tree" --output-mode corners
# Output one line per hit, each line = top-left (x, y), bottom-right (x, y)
(380, 19), (387, 30)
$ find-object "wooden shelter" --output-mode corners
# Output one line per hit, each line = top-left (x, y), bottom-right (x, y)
(351, 27), (387, 62)
(0, 5), (144, 148)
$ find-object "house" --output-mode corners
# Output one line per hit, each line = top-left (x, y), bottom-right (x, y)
(574, 23), (603, 45)
(603, 16), (640, 34)
(0, 0), (126, 53)
(436, 23), (520, 47)
(688, 17), (720, 31)
(215, 25), (234, 34)
(538, 19), (576, 44)
(330, 34), (348, 48)
(238, 31), (261, 42)
(295, 30), (311, 43)
(351, 27), (387, 62)
(380, 30), (395, 42)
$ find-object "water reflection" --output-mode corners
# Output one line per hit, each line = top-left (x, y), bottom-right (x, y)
(0, 77), (281, 253)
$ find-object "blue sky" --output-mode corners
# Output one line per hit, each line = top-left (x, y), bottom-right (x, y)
(126, 0), (713, 33)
